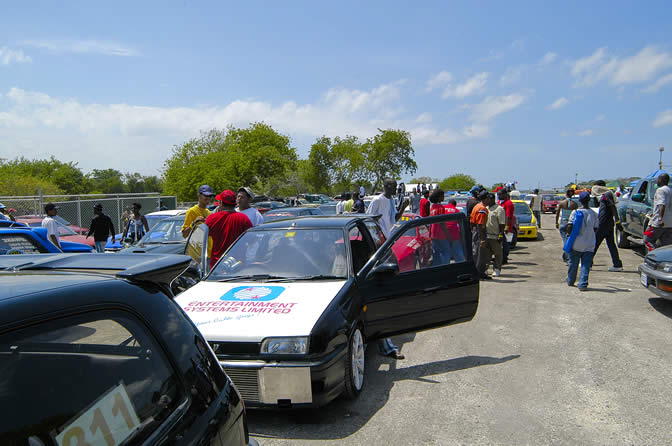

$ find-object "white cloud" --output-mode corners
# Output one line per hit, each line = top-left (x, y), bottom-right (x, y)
(499, 65), (526, 86)
(1, 83), (517, 174)
(653, 110), (672, 128)
(442, 72), (489, 99)
(539, 52), (557, 65)
(479, 39), (525, 63)
(469, 93), (526, 122)
(0, 46), (32, 65)
(572, 46), (672, 87)
(547, 97), (569, 110)
(425, 71), (452, 92)
(578, 129), (594, 136)
(23, 39), (139, 57)
(643, 73), (672, 93)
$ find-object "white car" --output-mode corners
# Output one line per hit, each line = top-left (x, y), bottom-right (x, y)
(176, 214), (480, 408)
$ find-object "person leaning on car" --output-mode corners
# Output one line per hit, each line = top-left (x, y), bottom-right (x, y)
(182, 185), (215, 238)
(86, 203), (115, 253)
(645, 173), (672, 248)
(41, 203), (62, 251)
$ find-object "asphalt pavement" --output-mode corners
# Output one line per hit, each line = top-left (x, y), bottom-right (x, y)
(247, 214), (672, 445)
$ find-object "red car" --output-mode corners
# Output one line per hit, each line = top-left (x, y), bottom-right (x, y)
(16, 216), (95, 247)
(542, 194), (561, 213)
(391, 213), (433, 272)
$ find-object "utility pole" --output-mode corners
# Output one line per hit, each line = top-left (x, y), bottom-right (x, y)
(574, 172), (578, 186)
(660, 146), (665, 170)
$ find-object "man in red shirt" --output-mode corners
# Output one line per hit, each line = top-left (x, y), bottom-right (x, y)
(205, 189), (253, 268)
(430, 191), (465, 263)
(419, 189), (430, 217)
(470, 191), (491, 279)
(497, 189), (515, 264)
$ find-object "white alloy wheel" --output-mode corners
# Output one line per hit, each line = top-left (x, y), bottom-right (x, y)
(343, 327), (365, 399)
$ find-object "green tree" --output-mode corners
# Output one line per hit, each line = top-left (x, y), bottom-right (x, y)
(362, 129), (417, 193)
(163, 123), (297, 201)
(0, 156), (87, 194)
(88, 169), (126, 194)
(439, 173), (477, 191)
(0, 174), (63, 196)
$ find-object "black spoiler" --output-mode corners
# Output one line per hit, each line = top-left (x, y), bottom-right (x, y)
(0, 253), (192, 290)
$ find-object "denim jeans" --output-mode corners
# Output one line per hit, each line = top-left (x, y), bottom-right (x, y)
(432, 238), (465, 265)
(559, 224), (569, 262)
(502, 234), (510, 263)
(594, 225), (622, 268)
(533, 210), (542, 228)
(94, 241), (106, 253)
(567, 250), (595, 289)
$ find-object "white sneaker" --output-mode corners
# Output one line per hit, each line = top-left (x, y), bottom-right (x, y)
(493, 269), (501, 277)
(608, 266), (623, 272)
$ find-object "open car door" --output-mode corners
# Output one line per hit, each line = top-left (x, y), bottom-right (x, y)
(184, 222), (210, 278)
(357, 212), (479, 341)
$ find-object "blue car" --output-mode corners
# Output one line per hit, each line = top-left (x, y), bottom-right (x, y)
(0, 221), (93, 254)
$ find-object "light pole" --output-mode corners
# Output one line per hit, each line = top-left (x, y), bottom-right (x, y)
(660, 146), (665, 170)
(574, 172), (578, 186)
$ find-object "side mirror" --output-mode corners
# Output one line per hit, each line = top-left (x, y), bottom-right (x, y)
(368, 262), (399, 280)
(631, 193), (644, 203)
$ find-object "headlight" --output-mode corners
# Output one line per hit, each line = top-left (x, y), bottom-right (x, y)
(260, 337), (309, 355)
(659, 262), (672, 273)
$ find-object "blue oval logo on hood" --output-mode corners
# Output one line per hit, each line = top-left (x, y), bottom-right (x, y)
(220, 286), (286, 301)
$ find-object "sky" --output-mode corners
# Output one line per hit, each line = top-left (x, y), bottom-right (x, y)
(1, 1), (671, 190)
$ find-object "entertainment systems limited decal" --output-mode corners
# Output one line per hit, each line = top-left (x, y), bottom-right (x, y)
(184, 286), (297, 315)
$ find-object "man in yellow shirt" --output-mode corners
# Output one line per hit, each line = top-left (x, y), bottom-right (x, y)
(182, 185), (215, 238)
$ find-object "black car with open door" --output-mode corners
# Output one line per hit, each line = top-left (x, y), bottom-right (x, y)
(177, 214), (479, 408)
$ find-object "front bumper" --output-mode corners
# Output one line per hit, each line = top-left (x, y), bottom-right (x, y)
(218, 343), (347, 408)
(517, 225), (538, 239)
(638, 263), (672, 300)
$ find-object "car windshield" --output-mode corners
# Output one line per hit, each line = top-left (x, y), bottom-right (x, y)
(29, 221), (76, 237)
(145, 215), (167, 230)
(208, 228), (348, 280)
(514, 203), (531, 215)
(137, 218), (185, 244)
(542, 195), (555, 201)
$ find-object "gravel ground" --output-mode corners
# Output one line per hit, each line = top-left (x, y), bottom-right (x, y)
(248, 214), (672, 445)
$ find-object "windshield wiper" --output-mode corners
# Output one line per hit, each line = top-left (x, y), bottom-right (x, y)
(143, 241), (184, 245)
(285, 275), (345, 281)
(215, 274), (290, 282)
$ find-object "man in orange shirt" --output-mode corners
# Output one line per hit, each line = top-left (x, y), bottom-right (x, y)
(470, 190), (491, 280)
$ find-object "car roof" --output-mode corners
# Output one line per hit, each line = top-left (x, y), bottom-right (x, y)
(147, 209), (187, 217)
(256, 215), (377, 230)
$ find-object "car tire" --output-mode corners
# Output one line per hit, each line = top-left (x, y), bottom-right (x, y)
(343, 327), (365, 400)
(616, 225), (631, 248)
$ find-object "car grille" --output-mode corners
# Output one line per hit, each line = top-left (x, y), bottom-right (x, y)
(645, 258), (657, 269)
(209, 341), (259, 355)
(223, 367), (260, 403)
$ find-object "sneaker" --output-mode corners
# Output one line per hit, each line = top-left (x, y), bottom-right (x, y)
(608, 266), (623, 272)
(578, 287), (588, 291)
(493, 269), (501, 277)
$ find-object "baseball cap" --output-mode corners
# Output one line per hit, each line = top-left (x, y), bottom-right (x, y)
(237, 187), (255, 199)
(44, 202), (59, 212)
(215, 190), (236, 205)
(198, 185), (215, 196)
(93, 203), (103, 210)
(578, 191), (591, 202)
(470, 185), (480, 193)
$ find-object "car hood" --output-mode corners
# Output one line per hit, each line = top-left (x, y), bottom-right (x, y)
(175, 280), (347, 342)
(646, 245), (672, 262)
(516, 214), (533, 225)
(119, 242), (185, 254)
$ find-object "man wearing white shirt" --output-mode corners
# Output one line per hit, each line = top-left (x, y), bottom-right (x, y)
(41, 202), (62, 251)
(236, 187), (264, 226)
(366, 178), (409, 360)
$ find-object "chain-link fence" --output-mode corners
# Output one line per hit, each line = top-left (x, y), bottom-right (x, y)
(0, 193), (178, 234)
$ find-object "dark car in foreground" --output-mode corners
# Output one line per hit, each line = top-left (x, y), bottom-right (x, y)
(177, 214), (479, 408)
(0, 253), (255, 446)
(638, 245), (672, 300)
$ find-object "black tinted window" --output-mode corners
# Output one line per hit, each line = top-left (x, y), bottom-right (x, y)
(0, 311), (183, 446)
(0, 234), (48, 254)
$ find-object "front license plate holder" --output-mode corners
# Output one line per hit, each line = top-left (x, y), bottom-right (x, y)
(640, 272), (648, 287)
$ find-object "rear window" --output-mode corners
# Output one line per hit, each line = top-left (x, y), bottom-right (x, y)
(0, 311), (184, 446)
(0, 233), (48, 254)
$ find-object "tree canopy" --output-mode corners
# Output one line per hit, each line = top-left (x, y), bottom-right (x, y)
(439, 173), (477, 191)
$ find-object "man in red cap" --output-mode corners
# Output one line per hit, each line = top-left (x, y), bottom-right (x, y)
(205, 190), (253, 268)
